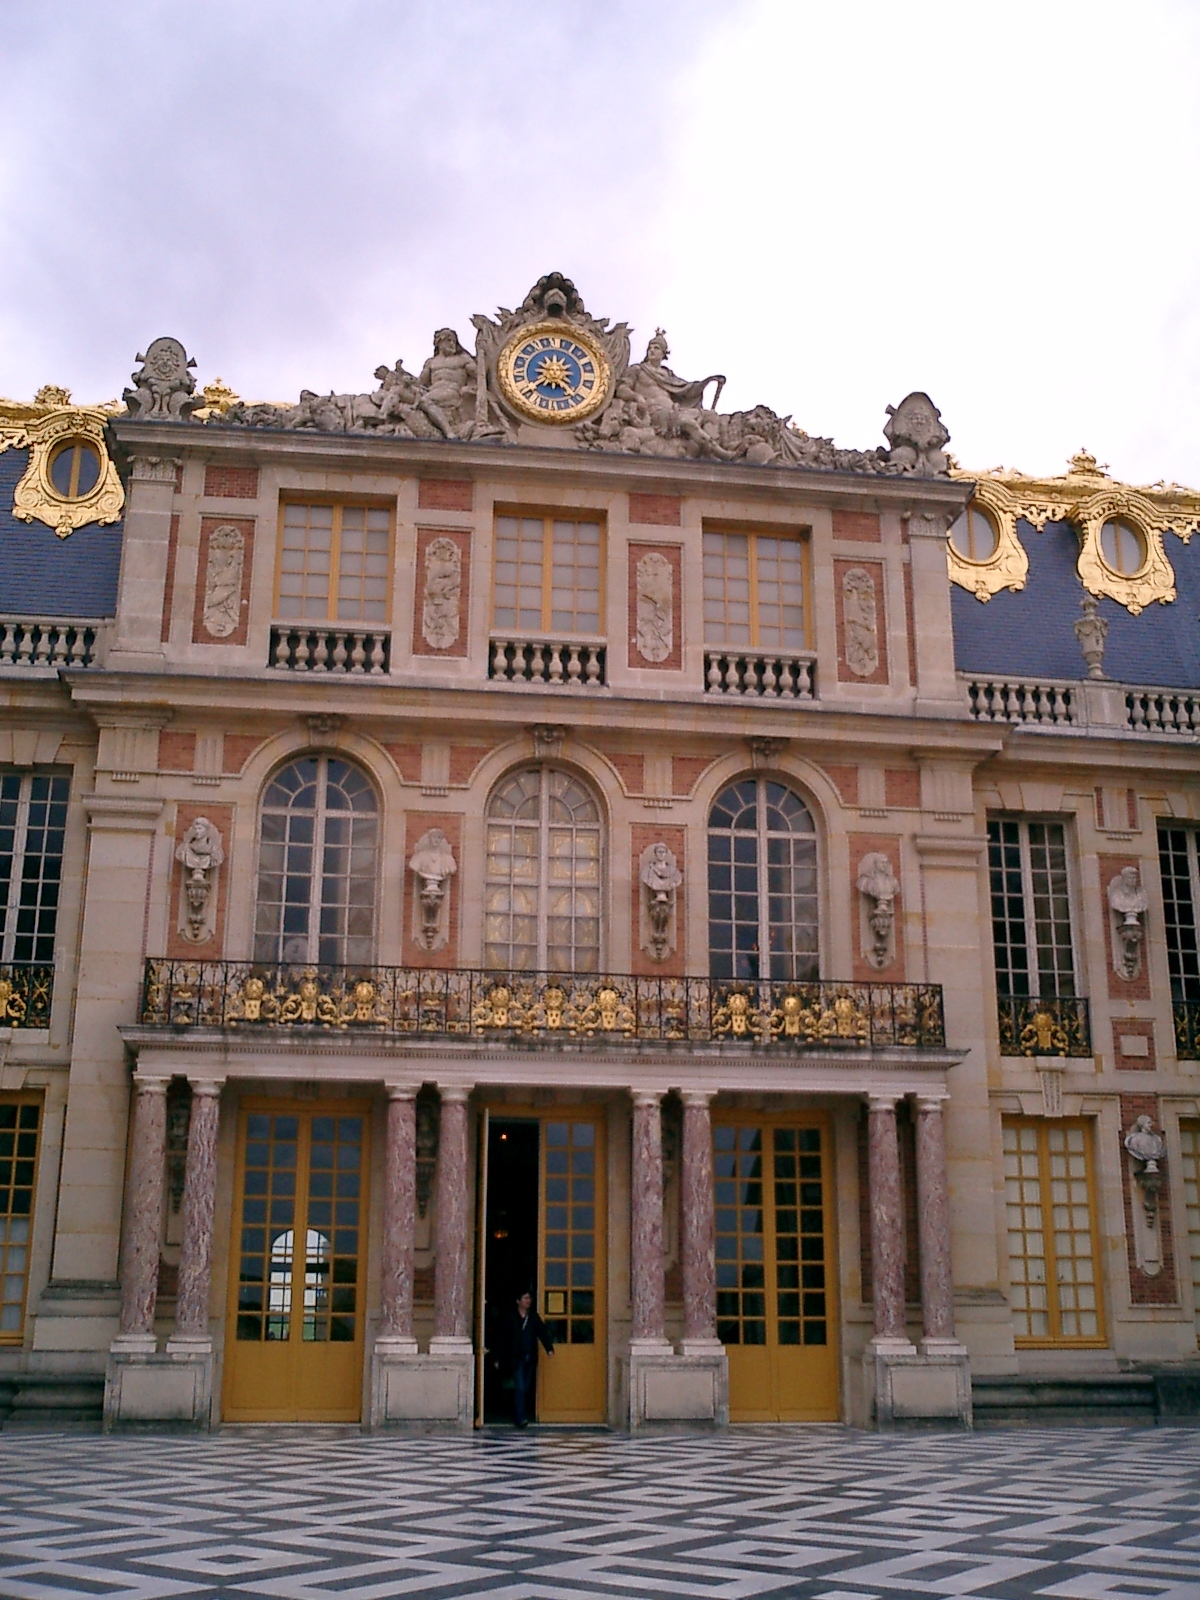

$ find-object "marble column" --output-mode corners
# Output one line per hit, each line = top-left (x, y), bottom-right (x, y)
(866, 1094), (908, 1346)
(378, 1086), (418, 1353)
(630, 1091), (669, 1350)
(432, 1086), (472, 1350)
(914, 1095), (958, 1349)
(167, 1080), (222, 1351)
(680, 1091), (720, 1352)
(113, 1076), (169, 1352)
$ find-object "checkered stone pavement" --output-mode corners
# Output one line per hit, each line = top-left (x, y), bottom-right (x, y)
(5, 1425), (1200, 1600)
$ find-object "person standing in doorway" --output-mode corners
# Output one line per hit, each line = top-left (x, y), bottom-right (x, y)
(497, 1289), (553, 1428)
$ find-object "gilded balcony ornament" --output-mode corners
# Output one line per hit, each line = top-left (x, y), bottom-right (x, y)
(278, 973), (340, 1027)
(0, 388), (124, 539)
(712, 990), (765, 1039)
(954, 450), (1200, 615)
(576, 984), (635, 1037)
(0, 978), (26, 1024)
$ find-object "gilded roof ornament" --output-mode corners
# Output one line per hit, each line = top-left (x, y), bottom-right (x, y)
(951, 451), (1200, 614)
(0, 388), (124, 539)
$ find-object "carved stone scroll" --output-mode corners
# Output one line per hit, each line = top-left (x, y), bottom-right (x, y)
(175, 816), (224, 944)
(635, 550), (673, 664)
(842, 567), (879, 678)
(421, 537), (462, 651)
(202, 524), (245, 638)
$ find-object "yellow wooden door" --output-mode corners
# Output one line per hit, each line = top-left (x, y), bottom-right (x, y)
(537, 1113), (606, 1422)
(715, 1115), (838, 1422)
(224, 1103), (369, 1422)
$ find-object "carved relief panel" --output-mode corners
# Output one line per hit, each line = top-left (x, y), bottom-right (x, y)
(412, 527), (470, 657)
(192, 517), (253, 645)
(834, 558), (889, 684)
(627, 543), (681, 671)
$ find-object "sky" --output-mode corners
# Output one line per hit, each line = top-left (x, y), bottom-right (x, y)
(3, 0), (1199, 485)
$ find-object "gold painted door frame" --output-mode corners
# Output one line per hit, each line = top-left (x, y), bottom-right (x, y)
(224, 1099), (370, 1422)
(714, 1110), (839, 1422)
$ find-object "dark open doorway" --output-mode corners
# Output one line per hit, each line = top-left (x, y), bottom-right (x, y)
(482, 1118), (540, 1424)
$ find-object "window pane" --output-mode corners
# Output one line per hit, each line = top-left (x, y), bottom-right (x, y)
(336, 506), (391, 622)
(0, 1098), (39, 1338)
(754, 536), (806, 650)
(278, 504), (334, 619)
(549, 520), (601, 635)
(1160, 826), (1200, 1001)
(493, 516), (545, 632)
(703, 532), (751, 645)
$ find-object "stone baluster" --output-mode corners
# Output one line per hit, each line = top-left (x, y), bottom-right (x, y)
(113, 1076), (170, 1352)
(680, 1091), (720, 1352)
(866, 1094), (909, 1346)
(630, 1091), (670, 1350)
(431, 1086), (472, 1351)
(167, 1080), (222, 1351)
(914, 1095), (960, 1350)
(378, 1086), (419, 1352)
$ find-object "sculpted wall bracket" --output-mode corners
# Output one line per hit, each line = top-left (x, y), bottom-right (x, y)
(408, 828), (456, 952)
(640, 841), (683, 962)
(175, 817), (224, 944)
(1124, 1114), (1167, 1276)
(856, 852), (899, 970)
(1108, 866), (1148, 981)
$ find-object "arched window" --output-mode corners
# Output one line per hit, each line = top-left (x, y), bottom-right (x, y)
(708, 777), (818, 981)
(485, 767), (602, 972)
(254, 756), (378, 966)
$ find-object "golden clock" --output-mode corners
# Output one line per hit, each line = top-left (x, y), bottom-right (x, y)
(496, 321), (612, 425)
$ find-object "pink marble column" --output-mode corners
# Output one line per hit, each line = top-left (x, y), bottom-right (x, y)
(379, 1087), (418, 1349)
(681, 1091), (718, 1348)
(169, 1081), (221, 1346)
(914, 1095), (957, 1345)
(867, 1094), (908, 1343)
(630, 1091), (668, 1347)
(433, 1086), (471, 1345)
(115, 1076), (169, 1348)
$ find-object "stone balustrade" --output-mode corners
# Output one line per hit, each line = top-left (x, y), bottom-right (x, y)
(966, 678), (1076, 725)
(1126, 688), (1200, 733)
(0, 618), (101, 670)
(140, 960), (946, 1050)
(269, 624), (390, 674)
(703, 649), (816, 700)
(488, 636), (606, 688)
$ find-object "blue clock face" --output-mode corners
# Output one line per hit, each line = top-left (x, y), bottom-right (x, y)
(497, 323), (612, 424)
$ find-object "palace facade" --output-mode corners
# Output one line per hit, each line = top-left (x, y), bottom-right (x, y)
(1, 273), (1199, 1432)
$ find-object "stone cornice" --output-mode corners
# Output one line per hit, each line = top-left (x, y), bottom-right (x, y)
(108, 418), (970, 513)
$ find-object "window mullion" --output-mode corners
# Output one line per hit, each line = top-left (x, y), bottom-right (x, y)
(537, 766), (549, 970)
(748, 537), (760, 648)
(310, 756), (327, 965)
(329, 507), (342, 621)
(1019, 824), (1040, 998)
(4, 777), (31, 965)
(756, 778), (770, 984)
(1039, 1125), (1062, 1340)
(542, 518), (552, 635)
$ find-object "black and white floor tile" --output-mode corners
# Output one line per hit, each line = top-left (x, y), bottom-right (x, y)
(5, 1425), (1200, 1599)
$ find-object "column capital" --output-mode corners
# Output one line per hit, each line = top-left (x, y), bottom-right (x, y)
(867, 1092), (900, 1113)
(680, 1090), (712, 1110)
(437, 1085), (471, 1105)
(631, 1089), (663, 1109)
(132, 1075), (170, 1095)
(384, 1083), (420, 1101)
(84, 795), (164, 832)
(914, 1093), (948, 1114)
(187, 1078), (224, 1098)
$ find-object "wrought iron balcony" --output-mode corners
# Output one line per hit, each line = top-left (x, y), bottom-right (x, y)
(0, 964), (53, 1028)
(1172, 1000), (1200, 1059)
(140, 961), (946, 1050)
(997, 995), (1092, 1057)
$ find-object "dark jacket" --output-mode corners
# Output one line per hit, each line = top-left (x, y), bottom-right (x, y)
(496, 1306), (554, 1376)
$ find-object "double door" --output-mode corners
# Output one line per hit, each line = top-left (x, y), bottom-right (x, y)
(714, 1114), (838, 1421)
(224, 1101), (368, 1422)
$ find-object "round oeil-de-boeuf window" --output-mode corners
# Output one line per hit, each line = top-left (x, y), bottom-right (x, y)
(48, 439), (102, 500)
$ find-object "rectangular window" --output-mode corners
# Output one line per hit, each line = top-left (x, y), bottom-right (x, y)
(0, 1096), (41, 1340)
(987, 817), (1077, 998)
(703, 529), (807, 649)
(0, 773), (68, 965)
(1159, 826), (1200, 1001)
(492, 514), (602, 635)
(277, 503), (392, 622)
(1003, 1117), (1104, 1345)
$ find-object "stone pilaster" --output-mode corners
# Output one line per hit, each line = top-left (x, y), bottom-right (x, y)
(915, 1095), (960, 1350)
(432, 1087), (472, 1350)
(866, 1094), (909, 1348)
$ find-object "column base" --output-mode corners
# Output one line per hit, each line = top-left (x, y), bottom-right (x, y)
(625, 1343), (729, 1430)
(370, 1341), (474, 1430)
(104, 1344), (214, 1432)
(863, 1340), (972, 1430)
(108, 1332), (157, 1356)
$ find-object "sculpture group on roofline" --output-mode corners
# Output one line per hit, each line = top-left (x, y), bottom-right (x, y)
(120, 272), (950, 479)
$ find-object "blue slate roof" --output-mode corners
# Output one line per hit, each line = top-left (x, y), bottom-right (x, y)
(951, 518), (1200, 690)
(0, 447), (124, 618)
